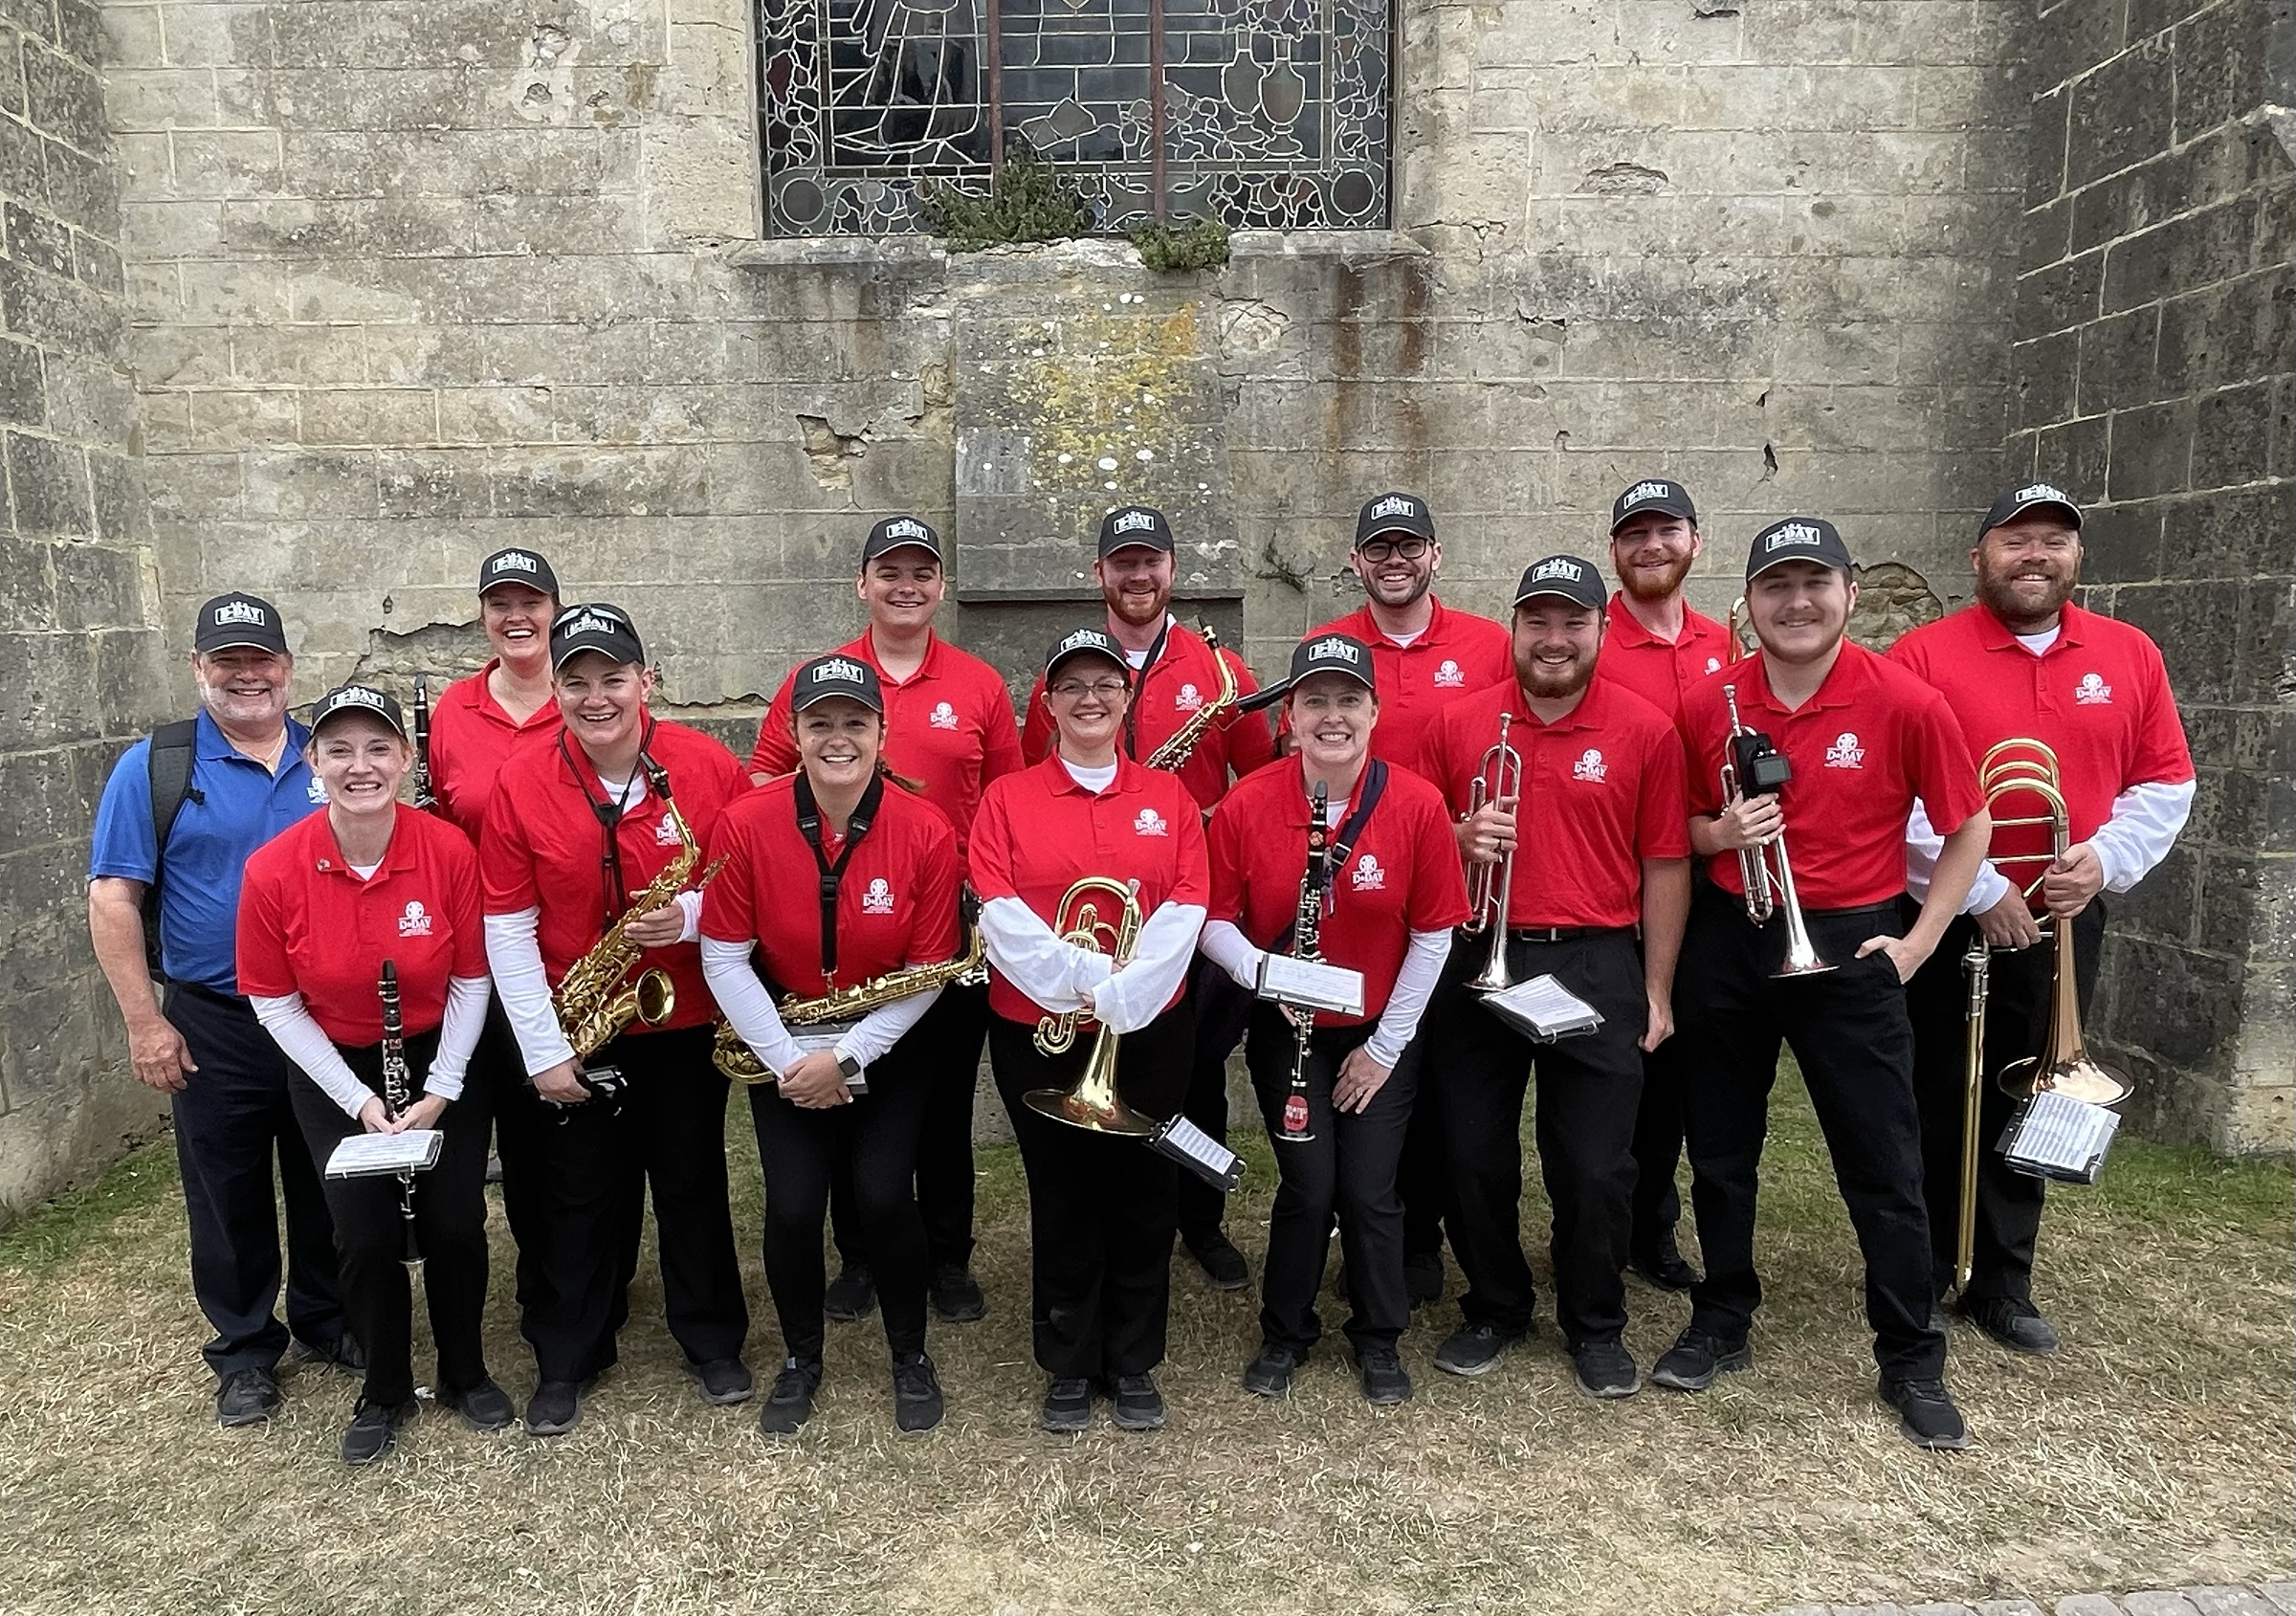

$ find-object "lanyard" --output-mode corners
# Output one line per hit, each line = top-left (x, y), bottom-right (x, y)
(559, 720), (654, 931)
(1120, 616), (1173, 762)
(1269, 761), (1388, 950)
(794, 771), (885, 980)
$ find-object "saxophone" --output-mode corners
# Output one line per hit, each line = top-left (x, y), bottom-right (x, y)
(1144, 624), (1241, 772)
(554, 755), (726, 1063)
(712, 929), (985, 1084)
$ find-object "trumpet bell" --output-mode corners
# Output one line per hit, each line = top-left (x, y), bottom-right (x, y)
(1773, 943), (1836, 979)
(1468, 953), (1517, 992)
(1024, 1012), (1158, 1136)
(1999, 1052), (2132, 1107)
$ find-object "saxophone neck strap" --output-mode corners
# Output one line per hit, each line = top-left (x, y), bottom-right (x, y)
(1121, 616), (1174, 762)
(794, 770), (886, 979)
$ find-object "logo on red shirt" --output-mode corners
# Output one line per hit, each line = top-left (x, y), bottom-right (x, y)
(397, 900), (432, 937)
(1824, 731), (1866, 769)
(1704, 656), (1722, 675)
(861, 876), (895, 915)
(929, 700), (960, 730)
(653, 810), (681, 846)
(1572, 748), (1607, 783)
(1434, 658), (1465, 688)
(1133, 808), (1169, 837)
(1350, 852), (1385, 892)
(1175, 682), (1203, 712)
(306, 777), (328, 805)
(2075, 673), (2112, 706)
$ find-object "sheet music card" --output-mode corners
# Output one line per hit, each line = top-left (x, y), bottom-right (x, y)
(325, 1130), (443, 1179)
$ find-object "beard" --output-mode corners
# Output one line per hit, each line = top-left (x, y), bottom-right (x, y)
(1107, 586), (1168, 627)
(1364, 565), (1434, 609)
(1976, 562), (2076, 630)
(1515, 651), (1595, 700)
(1618, 550), (1694, 603)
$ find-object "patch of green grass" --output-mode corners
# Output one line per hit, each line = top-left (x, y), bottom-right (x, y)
(2085, 1133), (2293, 1229)
(0, 1140), (178, 1274)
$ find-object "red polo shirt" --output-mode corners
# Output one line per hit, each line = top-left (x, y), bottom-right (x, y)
(969, 754), (1211, 1023)
(480, 720), (752, 1031)
(1887, 602), (2192, 884)
(1021, 619), (1275, 811)
(1208, 759), (1469, 1024)
(702, 776), (961, 999)
(1292, 597), (1515, 774)
(427, 660), (563, 845)
(1597, 592), (1739, 722)
(747, 631), (1023, 873)
(238, 804), (486, 1046)
(1680, 642), (1983, 911)
(1418, 675), (1690, 929)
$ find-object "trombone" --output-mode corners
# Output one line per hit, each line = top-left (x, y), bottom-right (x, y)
(1023, 876), (1156, 1137)
(1459, 713), (1523, 992)
(1976, 739), (2133, 1107)
(1953, 938), (1989, 1294)
(1720, 683), (1832, 977)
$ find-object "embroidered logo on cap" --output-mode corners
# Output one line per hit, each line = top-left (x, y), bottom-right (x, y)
(1573, 748), (1607, 783)
(1531, 557), (1584, 584)
(1434, 658), (1465, 689)
(1309, 636), (1362, 665)
(563, 609), (625, 639)
(1767, 522), (1824, 551)
(1825, 731), (1866, 769)
(1133, 808), (1168, 837)
(2075, 672), (2112, 705)
(1111, 509), (1159, 536)
(881, 519), (930, 542)
(1622, 481), (1673, 508)
(1368, 496), (1416, 521)
(214, 600), (267, 627)
(861, 876), (895, 915)
(490, 551), (540, 574)
(1057, 628), (1105, 656)
(2015, 483), (2070, 504)
(397, 900), (433, 938)
(1175, 682), (1203, 713)
(332, 688), (388, 715)
(929, 700), (959, 730)
(1351, 852), (1386, 892)
(654, 811), (681, 846)
(306, 776), (328, 804)
(811, 656), (869, 687)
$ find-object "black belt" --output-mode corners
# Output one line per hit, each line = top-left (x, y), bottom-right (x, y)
(168, 980), (251, 1010)
(1475, 923), (1636, 943)
(1801, 901), (1902, 922)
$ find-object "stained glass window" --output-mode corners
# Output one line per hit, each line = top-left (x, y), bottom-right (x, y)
(757, 0), (1391, 234)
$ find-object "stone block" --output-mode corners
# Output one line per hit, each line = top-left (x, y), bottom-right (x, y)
(50, 540), (143, 632)
(242, 449), (379, 519)
(2023, 84), (2071, 210)
(2171, 1), (2269, 144)
(2056, 1595), (2130, 1616)
(6, 429), (89, 537)
(120, 196), (223, 261)
(0, 255), (119, 358)
(228, 321), (364, 387)
(2105, 399), (2196, 500)
(5, 199), (71, 278)
(73, 232), (122, 297)
(2117, 577), (2242, 702)
(186, 387), (297, 450)
(0, 335), (43, 428)
(2191, 379), (2279, 492)
(2076, 304), (2164, 414)
(2156, 265), (2293, 399)
(376, 449), (494, 518)
(2078, 495), (2165, 582)
(21, 38), (103, 144)
(2012, 327), (2077, 431)
(2103, 199), (2259, 317)
(298, 387), (435, 448)
(2016, 250), (2104, 337)
(2033, 0), (2128, 94)
(88, 450), (141, 542)
(2122, 1596), (2204, 1616)
(2036, 411), (2109, 498)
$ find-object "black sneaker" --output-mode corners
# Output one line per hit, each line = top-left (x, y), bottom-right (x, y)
(691, 1357), (755, 1406)
(1184, 1233), (1250, 1292)
(929, 1263), (987, 1323)
(341, 1397), (417, 1466)
(444, 1378), (516, 1431)
(823, 1265), (876, 1322)
(290, 1333), (365, 1374)
(525, 1379), (585, 1437)
(1041, 1376), (1093, 1433)
(215, 1367), (280, 1428)
(1958, 1295), (2061, 1357)
(1570, 1339), (1643, 1399)
(1433, 1321), (1525, 1378)
(1880, 1375), (1972, 1450)
(1111, 1372), (1166, 1430)
(1355, 1346), (1413, 1406)
(1650, 1327), (1752, 1392)
(1241, 1344), (1305, 1398)
(1403, 1251), (1445, 1308)
(757, 1358), (823, 1438)
(893, 1352), (944, 1434)
(1626, 1234), (1701, 1293)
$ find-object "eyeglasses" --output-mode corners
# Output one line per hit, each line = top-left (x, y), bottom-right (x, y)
(1050, 678), (1129, 700)
(1357, 537), (1430, 563)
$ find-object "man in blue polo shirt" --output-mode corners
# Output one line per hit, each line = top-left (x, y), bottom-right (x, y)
(87, 592), (357, 1426)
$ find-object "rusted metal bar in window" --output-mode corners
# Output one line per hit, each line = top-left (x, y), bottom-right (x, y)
(1147, 0), (1167, 221)
(985, 0), (1004, 169)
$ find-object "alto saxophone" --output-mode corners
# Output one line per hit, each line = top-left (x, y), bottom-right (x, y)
(554, 756), (726, 1063)
(1144, 624), (1240, 772)
(711, 929), (985, 1083)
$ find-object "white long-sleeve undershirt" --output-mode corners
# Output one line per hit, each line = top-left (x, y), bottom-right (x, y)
(250, 973), (490, 1119)
(1200, 919), (1451, 1068)
(698, 938), (941, 1077)
(484, 907), (577, 1076)
(1905, 778), (2195, 912)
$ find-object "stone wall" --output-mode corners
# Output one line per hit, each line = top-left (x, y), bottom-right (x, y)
(2003, 0), (2294, 1151)
(0, 0), (166, 1211)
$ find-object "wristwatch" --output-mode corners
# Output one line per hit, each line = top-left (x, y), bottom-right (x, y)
(835, 1052), (864, 1085)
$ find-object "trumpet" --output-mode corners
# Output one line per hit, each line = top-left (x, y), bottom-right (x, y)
(1720, 683), (1832, 977)
(1460, 713), (1523, 992)
(1023, 875), (1155, 1137)
(1977, 738), (2132, 1107)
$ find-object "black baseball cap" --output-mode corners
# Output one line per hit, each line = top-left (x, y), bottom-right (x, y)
(791, 653), (885, 715)
(1977, 481), (2084, 542)
(1610, 476), (1698, 534)
(549, 602), (646, 669)
(1512, 554), (1607, 611)
(1242, 631), (1377, 712)
(861, 516), (943, 564)
(1096, 505), (1175, 556)
(478, 547), (560, 597)
(1745, 517), (1854, 581)
(193, 593), (290, 656)
(1044, 626), (1133, 683)
(1355, 492), (1435, 545)
(309, 683), (408, 740)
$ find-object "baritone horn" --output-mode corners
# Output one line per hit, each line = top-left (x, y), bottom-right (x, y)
(1461, 713), (1523, 992)
(1720, 683), (1833, 977)
(1024, 876), (1156, 1137)
(1978, 739), (2133, 1107)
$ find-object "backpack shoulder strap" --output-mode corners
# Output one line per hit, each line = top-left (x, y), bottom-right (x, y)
(141, 719), (201, 981)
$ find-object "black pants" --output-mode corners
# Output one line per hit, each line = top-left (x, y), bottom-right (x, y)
(1245, 1008), (1416, 1358)
(1396, 1034), (1446, 1264)
(750, 1034), (934, 1363)
(475, 1000), (546, 1321)
(1906, 899), (2107, 1306)
(1423, 929), (1647, 1345)
(163, 983), (343, 1378)
(286, 1031), (493, 1408)
(1676, 887), (1945, 1379)
(509, 1024), (748, 1384)
(990, 999), (1192, 1380)
(1627, 866), (1712, 1253)
(830, 980), (990, 1274)
(1178, 954), (1255, 1246)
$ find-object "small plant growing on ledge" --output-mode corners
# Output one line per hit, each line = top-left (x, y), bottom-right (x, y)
(1131, 218), (1231, 272)
(916, 144), (1092, 252)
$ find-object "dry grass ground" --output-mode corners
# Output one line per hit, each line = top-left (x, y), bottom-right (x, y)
(0, 1069), (2288, 1616)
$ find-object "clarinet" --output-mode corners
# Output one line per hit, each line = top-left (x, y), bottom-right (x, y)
(1276, 780), (1328, 1146)
(410, 675), (436, 811)
(378, 961), (421, 1268)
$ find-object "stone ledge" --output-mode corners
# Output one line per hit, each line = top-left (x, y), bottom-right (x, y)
(1226, 229), (1430, 260)
(724, 235), (948, 270)
(723, 230), (1428, 272)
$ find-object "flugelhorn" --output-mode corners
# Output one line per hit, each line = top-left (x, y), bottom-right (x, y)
(1977, 738), (2132, 1107)
(1024, 876), (1155, 1136)
(1461, 712), (1523, 991)
(1720, 683), (1832, 977)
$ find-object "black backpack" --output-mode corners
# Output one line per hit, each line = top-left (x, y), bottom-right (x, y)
(140, 719), (203, 980)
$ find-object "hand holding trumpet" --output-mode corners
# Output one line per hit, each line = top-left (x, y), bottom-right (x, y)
(1709, 789), (1783, 852)
(1456, 794), (1517, 865)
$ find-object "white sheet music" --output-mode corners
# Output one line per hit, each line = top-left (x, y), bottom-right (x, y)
(2001, 1090), (2119, 1184)
(325, 1130), (443, 1179)
(1257, 954), (1366, 1016)
(1480, 974), (1603, 1041)
(1152, 1115), (1243, 1191)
